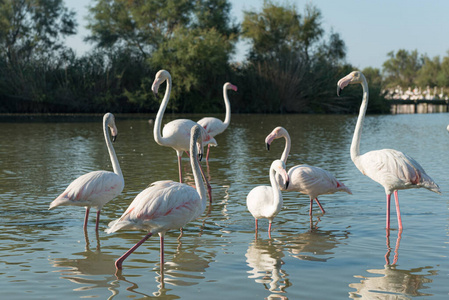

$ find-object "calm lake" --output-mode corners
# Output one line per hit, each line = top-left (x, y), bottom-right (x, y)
(1, 113), (448, 299)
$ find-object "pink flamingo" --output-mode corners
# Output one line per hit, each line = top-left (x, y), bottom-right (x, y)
(106, 125), (208, 270)
(265, 126), (351, 216)
(152, 69), (215, 201)
(197, 82), (237, 161)
(246, 160), (289, 238)
(337, 70), (441, 230)
(49, 113), (124, 231)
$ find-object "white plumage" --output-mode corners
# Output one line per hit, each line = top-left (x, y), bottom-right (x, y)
(107, 125), (208, 270)
(337, 70), (440, 230)
(49, 113), (124, 231)
(265, 126), (351, 216)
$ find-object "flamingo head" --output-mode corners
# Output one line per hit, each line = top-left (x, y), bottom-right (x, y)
(265, 126), (287, 151)
(104, 113), (118, 142)
(152, 69), (171, 98)
(190, 125), (204, 162)
(337, 71), (365, 96)
(225, 82), (238, 92)
(272, 160), (289, 189)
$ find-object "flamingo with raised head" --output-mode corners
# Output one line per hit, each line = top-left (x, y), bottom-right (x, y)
(265, 126), (351, 217)
(152, 69), (214, 201)
(247, 160), (289, 238)
(337, 70), (441, 230)
(106, 125), (208, 270)
(197, 82), (237, 161)
(49, 113), (124, 231)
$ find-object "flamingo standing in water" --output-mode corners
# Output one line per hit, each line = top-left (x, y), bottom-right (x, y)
(152, 69), (215, 201)
(197, 82), (237, 161)
(49, 113), (124, 231)
(265, 126), (351, 217)
(337, 71), (441, 230)
(246, 160), (289, 238)
(106, 125), (208, 270)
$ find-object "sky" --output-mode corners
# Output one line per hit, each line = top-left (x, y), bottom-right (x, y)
(65, 0), (449, 70)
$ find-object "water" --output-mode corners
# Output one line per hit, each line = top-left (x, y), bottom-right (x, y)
(1, 113), (448, 299)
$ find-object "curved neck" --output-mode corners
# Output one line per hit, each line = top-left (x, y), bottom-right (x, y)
(153, 76), (171, 145)
(222, 86), (231, 127)
(104, 122), (122, 179)
(281, 131), (291, 164)
(190, 142), (207, 209)
(269, 167), (283, 214)
(351, 77), (369, 163)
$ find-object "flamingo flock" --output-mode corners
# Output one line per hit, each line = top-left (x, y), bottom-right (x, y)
(49, 69), (441, 271)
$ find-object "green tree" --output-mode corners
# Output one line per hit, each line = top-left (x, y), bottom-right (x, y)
(438, 53), (449, 87)
(0, 0), (76, 61)
(382, 49), (423, 88)
(416, 55), (441, 87)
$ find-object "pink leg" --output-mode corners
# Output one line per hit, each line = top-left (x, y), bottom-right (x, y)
(95, 210), (101, 231)
(160, 234), (165, 268)
(268, 221), (272, 239)
(309, 198), (313, 216)
(394, 190), (402, 230)
(84, 207), (90, 230)
(205, 145), (211, 161)
(315, 198), (325, 214)
(178, 155), (183, 183)
(115, 232), (153, 269)
(386, 194), (391, 230)
(254, 219), (258, 240)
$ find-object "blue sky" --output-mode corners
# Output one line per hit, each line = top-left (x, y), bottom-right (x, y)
(65, 0), (449, 70)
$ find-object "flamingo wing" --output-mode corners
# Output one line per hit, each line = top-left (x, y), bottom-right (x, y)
(358, 149), (440, 193)
(287, 165), (350, 198)
(106, 181), (202, 233)
(197, 117), (226, 138)
(50, 170), (124, 209)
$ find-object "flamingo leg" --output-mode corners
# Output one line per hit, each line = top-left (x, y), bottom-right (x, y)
(254, 219), (258, 240)
(205, 144), (211, 161)
(268, 221), (272, 238)
(386, 193), (391, 230)
(309, 198), (313, 216)
(177, 155), (183, 183)
(394, 190), (402, 230)
(315, 198), (325, 214)
(159, 234), (165, 269)
(115, 232), (153, 269)
(95, 210), (101, 231)
(84, 207), (90, 230)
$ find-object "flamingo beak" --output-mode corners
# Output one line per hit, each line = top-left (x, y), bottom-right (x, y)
(285, 179), (289, 190)
(112, 134), (117, 142)
(198, 153), (203, 161)
(266, 143), (270, 151)
(337, 86), (342, 97)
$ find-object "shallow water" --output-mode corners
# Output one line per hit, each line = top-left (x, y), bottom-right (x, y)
(1, 113), (448, 299)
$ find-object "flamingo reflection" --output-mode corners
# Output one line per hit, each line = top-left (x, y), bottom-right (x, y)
(281, 227), (350, 262)
(245, 238), (290, 297)
(349, 230), (435, 299)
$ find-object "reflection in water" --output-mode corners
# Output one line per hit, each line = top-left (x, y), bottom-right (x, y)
(281, 226), (350, 262)
(349, 230), (436, 299)
(246, 238), (290, 298)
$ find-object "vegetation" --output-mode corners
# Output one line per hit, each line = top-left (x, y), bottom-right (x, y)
(0, 0), (445, 114)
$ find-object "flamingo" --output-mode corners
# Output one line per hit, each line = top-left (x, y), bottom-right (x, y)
(197, 82), (237, 161)
(106, 125), (208, 270)
(246, 160), (289, 238)
(49, 113), (124, 231)
(152, 69), (215, 201)
(265, 126), (351, 217)
(337, 70), (441, 230)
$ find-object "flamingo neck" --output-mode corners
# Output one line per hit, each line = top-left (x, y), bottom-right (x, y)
(281, 130), (291, 164)
(269, 167), (283, 216)
(190, 141), (207, 209)
(351, 76), (369, 165)
(153, 76), (171, 146)
(104, 122), (123, 179)
(222, 86), (231, 127)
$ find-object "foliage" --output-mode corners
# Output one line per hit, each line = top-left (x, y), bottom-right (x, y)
(382, 49), (424, 88)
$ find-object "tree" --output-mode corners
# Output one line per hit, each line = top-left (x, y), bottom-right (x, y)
(382, 49), (423, 88)
(0, 0), (76, 61)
